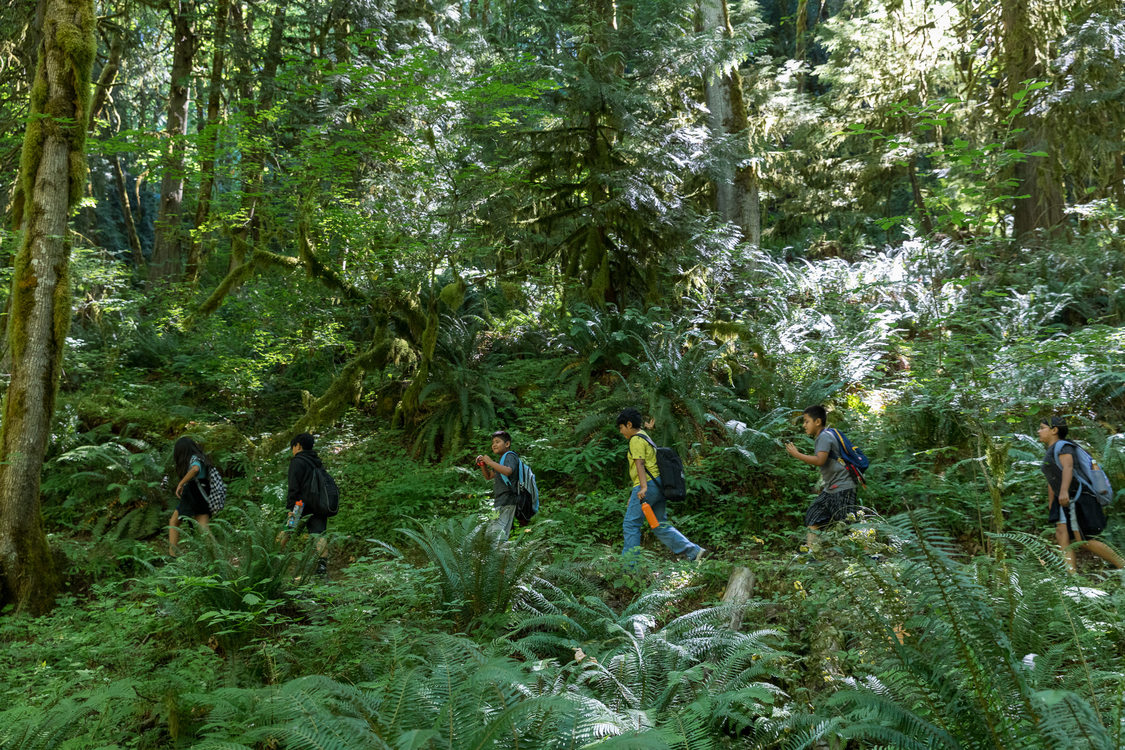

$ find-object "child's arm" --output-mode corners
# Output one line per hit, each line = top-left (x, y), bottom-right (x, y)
(784, 442), (829, 466)
(1058, 452), (1074, 506)
(175, 464), (200, 498)
(476, 455), (513, 478)
(635, 457), (650, 499)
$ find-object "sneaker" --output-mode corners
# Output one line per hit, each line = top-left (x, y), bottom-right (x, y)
(316, 557), (329, 577)
(693, 548), (709, 565)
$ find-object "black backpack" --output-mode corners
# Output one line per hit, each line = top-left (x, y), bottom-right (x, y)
(1063, 492), (1107, 538)
(300, 455), (340, 517)
(636, 434), (686, 502)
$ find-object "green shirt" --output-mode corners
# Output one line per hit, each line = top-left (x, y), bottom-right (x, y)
(627, 431), (660, 488)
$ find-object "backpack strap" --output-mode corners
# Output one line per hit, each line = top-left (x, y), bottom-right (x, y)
(294, 451), (323, 499)
(498, 450), (520, 487)
(823, 428), (848, 465)
(191, 455), (211, 491)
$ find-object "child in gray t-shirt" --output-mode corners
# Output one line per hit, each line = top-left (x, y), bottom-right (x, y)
(813, 428), (855, 493)
(785, 405), (858, 548)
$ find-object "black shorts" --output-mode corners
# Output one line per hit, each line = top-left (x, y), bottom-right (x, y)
(175, 481), (211, 518)
(805, 487), (858, 528)
(297, 513), (328, 535)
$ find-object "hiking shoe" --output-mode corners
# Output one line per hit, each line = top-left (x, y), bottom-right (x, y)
(316, 557), (329, 577)
(693, 548), (709, 565)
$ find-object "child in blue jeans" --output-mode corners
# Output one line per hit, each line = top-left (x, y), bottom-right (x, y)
(615, 408), (706, 563)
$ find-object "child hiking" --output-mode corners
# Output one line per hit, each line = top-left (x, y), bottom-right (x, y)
(168, 436), (213, 557)
(475, 430), (519, 539)
(616, 408), (706, 563)
(279, 433), (331, 577)
(785, 405), (858, 549)
(1038, 417), (1123, 573)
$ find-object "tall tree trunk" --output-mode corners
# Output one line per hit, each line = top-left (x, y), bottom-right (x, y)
(227, 1), (285, 270)
(794, 0), (809, 92)
(699, 0), (760, 246)
(185, 0), (230, 285)
(148, 0), (196, 283)
(1114, 154), (1125, 234)
(4, 0), (46, 234)
(113, 155), (144, 267)
(0, 0), (95, 615)
(999, 0), (1064, 241)
(86, 30), (143, 268)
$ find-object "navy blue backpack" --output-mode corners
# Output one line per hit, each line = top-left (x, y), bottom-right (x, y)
(824, 428), (870, 487)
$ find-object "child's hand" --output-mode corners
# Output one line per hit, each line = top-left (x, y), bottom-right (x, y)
(475, 455), (487, 466)
(784, 442), (799, 457)
(175, 482), (185, 498)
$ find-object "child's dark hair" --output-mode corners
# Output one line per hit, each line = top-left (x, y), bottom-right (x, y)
(616, 407), (644, 430)
(173, 436), (210, 477)
(491, 430), (512, 445)
(290, 433), (315, 451)
(802, 405), (828, 426)
(1042, 416), (1069, 440)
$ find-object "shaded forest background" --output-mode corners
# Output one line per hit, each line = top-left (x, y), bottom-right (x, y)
(2, 0), (1125, 746)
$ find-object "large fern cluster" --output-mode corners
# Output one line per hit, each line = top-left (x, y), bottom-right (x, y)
(396, 516), (547, 633)
(815, 511), (1125, 748)
(188, 600), (792, 749)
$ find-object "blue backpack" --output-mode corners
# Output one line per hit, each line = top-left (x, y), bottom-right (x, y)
(1050, 440), (1114, 507)
(500, 451), (540, 524)
(824, 428), (870, 487)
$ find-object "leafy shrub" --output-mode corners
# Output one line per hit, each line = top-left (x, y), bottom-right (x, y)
(153, 506), (323, 649)
(413, 313), (516, 458)
(326, 442), (478, 540)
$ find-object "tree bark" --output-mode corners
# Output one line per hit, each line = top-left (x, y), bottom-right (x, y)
(112, 155), (144, 267)
(148, 0), (196, 283)
(0, 0), (95, 615)
(999, 0), (1064, 241)
(227, 1), (286, 271)
(185, 0), (230, 285)
(698, 0), (760, 246)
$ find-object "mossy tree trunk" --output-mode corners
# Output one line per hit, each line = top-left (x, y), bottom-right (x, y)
(148, 0), (196, 282)
(0, 0), (95, 615)
(699, 0), (761, 247)
(999, 0), (1064, 241)
(226, 1), (286, 271)
(185, 0), (230, 286)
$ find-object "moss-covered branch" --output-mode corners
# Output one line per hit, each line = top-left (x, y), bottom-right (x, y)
(297, 208), (364, 302)
(190, 236), (298, 321)
(257, 346), (386, 457)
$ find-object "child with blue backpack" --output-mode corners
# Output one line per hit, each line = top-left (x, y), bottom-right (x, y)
(476, 430), (520, 539)
(786, 405), (860, 549)
(1038, 416), (1123, 572)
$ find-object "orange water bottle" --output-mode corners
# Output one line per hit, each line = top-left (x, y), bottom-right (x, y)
(641, 502), (659, 528)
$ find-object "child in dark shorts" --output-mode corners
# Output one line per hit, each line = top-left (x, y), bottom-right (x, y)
(785, 405), (858, 549)
(1038, 417), (1123, 572)
(169, 436), (213, 556)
